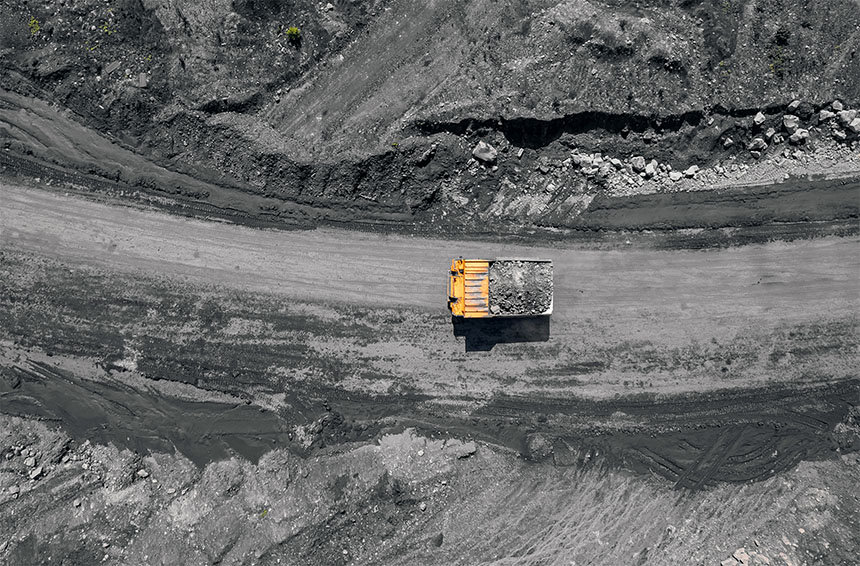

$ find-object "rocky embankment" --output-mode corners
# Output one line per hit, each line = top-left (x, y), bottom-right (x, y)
(1, 0), (859, 235)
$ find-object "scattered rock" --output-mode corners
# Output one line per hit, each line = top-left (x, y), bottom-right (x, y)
(683, 165), (699, 178)
(414, 145), (436, 166)
(630, 156), (646, 172)
(24, 456), (36, 467)
(104, 61), (121, 76)
(449, 440), (477, 459)
(789, 129), (809, 144)
(669, 171), (683, 182)
(471, 141), (498, 164)
(833, 129), (847, 141)
(753, 111), (766, 126)
(750, 150), (761, 159)
(787, 100), (801, 113)
(73, 498), (81, 507)
(772, 134), (785, 144)
(733, 547), (751, 565)
(610, 158), (623, 169)
(723, 137), (734, 148)
(847, 118), (860, 134)
(137, 73), (148, 88)
(764, 127), (776, 140)
(832, 100), (844, 111)
(837, 109), (857, 126)
(721, 559), (738, 566)
(136, 469), (150, 479)
(819, 109), (835, 122)
(517, 148), (524, 159)
(644, 160), (657, 178)
(783, 114), (799, 133)
(419, 502), (427, 511)
(525, 433), (554, 460)
(8, 485), (19, 495)
(29, 465), (43, 480)
(747, 137), (768, 151)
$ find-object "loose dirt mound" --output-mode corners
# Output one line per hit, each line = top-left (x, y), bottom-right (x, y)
(488, 260), (553, 316)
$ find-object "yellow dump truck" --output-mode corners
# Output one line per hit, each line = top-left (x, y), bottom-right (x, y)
(448, 258), (553, 318)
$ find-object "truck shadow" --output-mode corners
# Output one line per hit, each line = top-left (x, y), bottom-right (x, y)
(451, 316), (551, 352)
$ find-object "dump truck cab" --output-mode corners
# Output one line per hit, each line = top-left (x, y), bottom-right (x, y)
(448, 258), (490, 318)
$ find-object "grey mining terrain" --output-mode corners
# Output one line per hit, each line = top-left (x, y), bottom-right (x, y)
(0, 0), (858, 565)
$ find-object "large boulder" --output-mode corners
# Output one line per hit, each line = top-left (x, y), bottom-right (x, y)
(630, 155), (646, 172)
(789, 129), (809, 144)
(644, 160), (657, 178)
(747, 137), (768, 151)
(783, 114), (799, 133)
(837, 109), (858, 126)
(847, 118), (860, 134)
(471, 141), (498, 164)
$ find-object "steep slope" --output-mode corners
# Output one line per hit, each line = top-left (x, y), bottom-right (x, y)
(2, 0), (860, 234)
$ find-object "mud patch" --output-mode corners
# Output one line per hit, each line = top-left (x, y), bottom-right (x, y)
(576, 177), (860, 231)
(0, 360), (295, 466)
(470, 380), (859, 489)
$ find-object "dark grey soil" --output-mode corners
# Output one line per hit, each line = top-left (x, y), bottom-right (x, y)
(1, 0), (859, 240)
(488, 260), (553, 316)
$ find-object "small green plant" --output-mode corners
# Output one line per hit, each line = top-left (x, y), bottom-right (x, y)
(768, 47), (785, 78)
(285, 26), (301, 45)
(100, 22), (116, 36)
(28, 16), (40, 36)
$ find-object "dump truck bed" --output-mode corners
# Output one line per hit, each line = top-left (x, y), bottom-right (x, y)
(448, 258), (553, 318)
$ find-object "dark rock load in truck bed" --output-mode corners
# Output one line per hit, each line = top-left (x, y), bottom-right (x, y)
(488, 260), (553, 316)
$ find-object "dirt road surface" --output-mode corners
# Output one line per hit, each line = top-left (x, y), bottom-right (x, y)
(0, 178), (860, 452)
(2, 182), (856, 322)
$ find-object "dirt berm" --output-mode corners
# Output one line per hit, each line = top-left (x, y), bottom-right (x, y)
(488, 260), (553, 315)
(1, 0), (859, 236)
